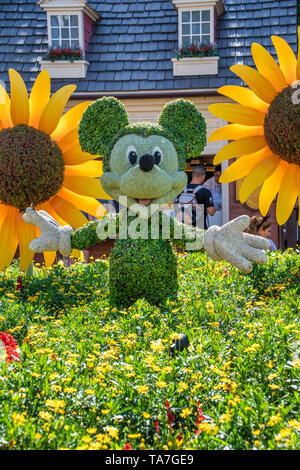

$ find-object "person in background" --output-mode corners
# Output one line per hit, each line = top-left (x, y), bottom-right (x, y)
(244, 215), (277, 251)
(203, 164), (222, 226)
(183, 165), (216, 229)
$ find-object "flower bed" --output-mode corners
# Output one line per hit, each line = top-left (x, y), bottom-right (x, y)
(43, 47), (83, 62)
(0, 250), (299, 450)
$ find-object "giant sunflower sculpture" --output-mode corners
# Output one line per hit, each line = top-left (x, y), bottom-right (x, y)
(0, 69), (107, 271)
(208, 29), (300, 225)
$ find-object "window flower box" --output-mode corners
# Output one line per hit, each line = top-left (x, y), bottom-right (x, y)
(40, 59), (89, 78)
(172, 55), (219, 76)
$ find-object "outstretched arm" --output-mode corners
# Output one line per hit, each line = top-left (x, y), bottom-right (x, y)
(166, 214), (205, 251)
(166, 213), (270, 273)
(22, 207), (119, 256)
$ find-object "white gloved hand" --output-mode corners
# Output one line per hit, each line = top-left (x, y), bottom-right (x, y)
(22, 207), (73, 257)
(204, 215), (270, 273)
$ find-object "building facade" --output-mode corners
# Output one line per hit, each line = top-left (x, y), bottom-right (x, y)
(0, 0), (298, 248)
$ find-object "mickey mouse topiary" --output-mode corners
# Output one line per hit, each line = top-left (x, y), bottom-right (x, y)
(23, 97), (270, 307)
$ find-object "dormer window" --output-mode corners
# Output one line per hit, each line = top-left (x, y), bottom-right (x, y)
(38, 0), (100, 78)
(50, 14), (80, 49)
(181, 9), (212, 47)
(171, 0), (224, 76)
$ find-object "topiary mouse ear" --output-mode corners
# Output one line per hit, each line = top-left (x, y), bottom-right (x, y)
(158, 99), (207, 159)
(78, 96), (129, 156)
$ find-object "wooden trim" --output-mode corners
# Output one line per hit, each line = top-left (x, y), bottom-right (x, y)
(71, 89), (220, 100)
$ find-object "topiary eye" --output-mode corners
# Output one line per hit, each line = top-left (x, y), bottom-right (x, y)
(127, 147), (138, 165)
(153, 147), (162, 165)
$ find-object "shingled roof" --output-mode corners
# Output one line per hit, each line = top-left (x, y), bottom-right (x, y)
(0, 0), (297, 94)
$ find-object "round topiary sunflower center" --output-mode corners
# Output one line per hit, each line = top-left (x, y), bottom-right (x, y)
(0, 124), (64, 211)
(264, 86), (300, 165)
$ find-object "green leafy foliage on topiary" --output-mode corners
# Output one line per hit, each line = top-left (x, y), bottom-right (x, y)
(0, 124), (64, 212)
(70, 210), (203, 307)
(109, 238), (178, 307)
(78, 96), (129, 160)
(158, 99), (207, 161)
(70, 220), (99, 250)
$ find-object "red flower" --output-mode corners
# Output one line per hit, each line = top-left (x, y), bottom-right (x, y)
(166, 399), (175, 430)
(0, 332), (20, 363)
(123, 443), (132, 450)
(51, 353), (57, 361)
(195, 401), (205, 428)
(177, 432), (183, 441)
(16, 276), (24, 293)
(223, 269), (229, 276)
(155, 419), (160, 436)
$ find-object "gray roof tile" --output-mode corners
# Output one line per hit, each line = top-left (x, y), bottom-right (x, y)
(0, 0), (297, 93)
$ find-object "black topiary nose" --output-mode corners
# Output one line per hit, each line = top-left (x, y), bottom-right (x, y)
(139, 153), (154, 172)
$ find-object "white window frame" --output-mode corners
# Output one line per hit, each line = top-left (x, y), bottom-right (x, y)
(48, 13), (83, 50)
(179, 7), (214, 47)
(47, 11), (85, 54)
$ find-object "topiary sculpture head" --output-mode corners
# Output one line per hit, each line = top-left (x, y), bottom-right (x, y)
(79, 96), (206, 211)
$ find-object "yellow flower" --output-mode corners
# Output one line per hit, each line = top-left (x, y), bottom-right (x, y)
(178, 381), (189, 393)
(0, 69), (106, 271)
(143, 412), (151, 419)
(288, 419), (300, 430)
(12, 412), (26, 426)
(156, 380), (167, 388)
(150, 339), (165, 353)
(275, 428), (291, 441)
(208, 29), (300, 226)
(136, 385), (149, 395)
(82, 436), (92, 444)
(267, 414), (281, 427)
(106, 426), (119, 439)
(39, 411), (53, 421)
(252, 430), (261, 436)
(86, 428), (97, 434)
(127, 433), (141, 439)
(219, 413), (232, 424)
(101, 409), (111, 415)
(180, 408), (192, 418)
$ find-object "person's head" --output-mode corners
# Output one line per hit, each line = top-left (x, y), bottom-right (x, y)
(191, 165), (206, 184)
(245, 215), (272, 238)
(214, 165), (221, 183)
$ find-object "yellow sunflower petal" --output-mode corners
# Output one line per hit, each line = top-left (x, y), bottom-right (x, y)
(219, 147), (273, 183)
(63, 175), (108, 199)
(16, 212), (36, 271)
(209, 124), (264, 142)
(0, 203), (10, 229)
(64, 160), (103, 178)
(218, 85), (269, 112)
(39, 84), (76, 136)
(208, 104), (265, 126)
(297, 168), (300, 225)
(41, 201), (66, 226)
(272, 35), (297, 85)
(214, 136), (267, 165)
(71, 249), (81, 259)
(57, 128), (79, 153)
(29, 70), (51, 128)
(57, 186), (105, 218)
(50, 195), (88, 229)
(276, 163), (298, 225)
(62, 146), (97, 165)
(43, 251), (57, 268)
(251, 42), (287, 92)
(297, 27), (300, 81)
(230, 64), (278, 104)
(9, 69), (30, 125)
(0, 207), (18, 271)
(0, 85), (13, 128)
(239, 155), (280, 203)
(259, 160), (289, 216)
(51, 101), (92, 141)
